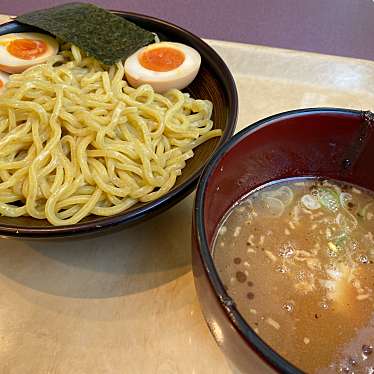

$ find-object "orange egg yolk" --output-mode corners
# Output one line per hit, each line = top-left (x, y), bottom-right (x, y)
(139, 47), (185, 72)
(7, 38), (47, 60)
(0, 80), (3, 89)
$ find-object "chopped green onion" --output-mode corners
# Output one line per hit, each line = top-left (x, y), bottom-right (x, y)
(301, 194), (321, 210)
(262, 186), (294, 206)
(317, 188), (340, 212)
(333, 233), (348, 249)
(336, 212), (358, 232)
(262, 196), (285, 217)
(360, 202), (374, 220)
(339, 192), (352, 209)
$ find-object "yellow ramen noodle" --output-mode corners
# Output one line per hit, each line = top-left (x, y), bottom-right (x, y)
(0, 45), (219, 225)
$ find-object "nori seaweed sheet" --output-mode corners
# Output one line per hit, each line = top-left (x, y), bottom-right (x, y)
(16, 2), (155, 65)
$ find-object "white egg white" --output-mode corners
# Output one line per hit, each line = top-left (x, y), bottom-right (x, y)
(124, 42), (201, 93)
(0, 32), (59, 74)
(0, 71), (9, 93)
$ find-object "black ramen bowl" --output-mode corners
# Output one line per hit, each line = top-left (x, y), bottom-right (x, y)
(0, 11), (237, 238)
(192, 108), (374, 373)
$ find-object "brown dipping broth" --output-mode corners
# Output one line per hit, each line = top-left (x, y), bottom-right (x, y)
(213, 178), (374, 374)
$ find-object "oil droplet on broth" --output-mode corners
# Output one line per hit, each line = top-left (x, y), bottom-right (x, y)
(283, 303), (294, 313)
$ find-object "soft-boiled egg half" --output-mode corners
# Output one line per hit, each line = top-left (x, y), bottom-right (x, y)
(124, 42), (201, 93)
(0, 71), (9, 94)
(0, 33), (59, 74)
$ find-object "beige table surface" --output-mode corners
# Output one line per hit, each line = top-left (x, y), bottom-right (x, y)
(0, 15), (374, 374)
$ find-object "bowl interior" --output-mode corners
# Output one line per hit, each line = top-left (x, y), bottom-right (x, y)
(0, 12), (237, 237)
(197, 108), (374, 372)
(203, 109), (374, 244)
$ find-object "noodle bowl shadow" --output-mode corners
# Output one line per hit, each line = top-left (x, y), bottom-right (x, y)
(0, 11), (237, 238)
(0, 197), (193, 301)
(192, 108), (374, 373)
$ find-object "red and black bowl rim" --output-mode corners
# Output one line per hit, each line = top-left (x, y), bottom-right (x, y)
(193, 107), (365, 374)
(0, 11), (238, 238)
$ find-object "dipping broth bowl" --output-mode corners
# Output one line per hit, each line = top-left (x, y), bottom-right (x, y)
(192, 108), (374, 373)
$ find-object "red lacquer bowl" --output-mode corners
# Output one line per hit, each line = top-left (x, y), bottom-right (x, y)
(192, 108), (374, 373)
